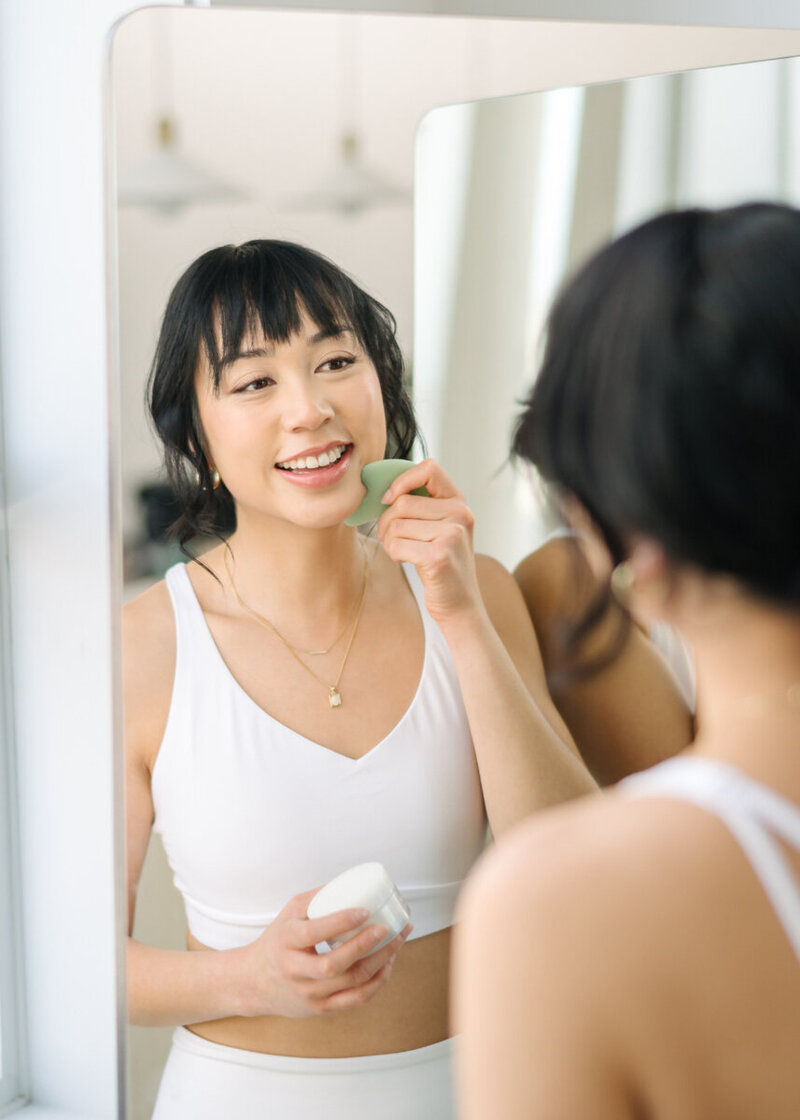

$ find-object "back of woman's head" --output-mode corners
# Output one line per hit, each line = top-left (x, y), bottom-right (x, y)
(148, 239), (416, 546)
(514, 202), (800, 607)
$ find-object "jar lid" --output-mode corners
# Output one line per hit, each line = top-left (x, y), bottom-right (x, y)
(307, 862), (396, 918)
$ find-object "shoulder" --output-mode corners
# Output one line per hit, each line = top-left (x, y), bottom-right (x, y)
(459, 787), (734, 983)
(122, 575), (178, 772)
(474, 552), (531, 622)
(454, 789), (738, 1114)
(513, 534), (584, 617)
(122, 575), (175, 664)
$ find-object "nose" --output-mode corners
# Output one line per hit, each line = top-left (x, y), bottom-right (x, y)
(281, 376), (334, 432)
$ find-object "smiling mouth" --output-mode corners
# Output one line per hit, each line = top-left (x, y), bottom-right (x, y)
(275, 443), (351, 472)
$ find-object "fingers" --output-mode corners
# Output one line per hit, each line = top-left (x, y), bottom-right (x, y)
(381, 519), (474, 570)
(310, 925), (412, 1004)
(317, 958), (396, 1014)
(324, 920), (412, 979)
(377, 493), (467, 536)
(281, 887), (325, 918)
(287, 905), (372, 951)
(381, 458), (463, 504)
(376, 460), (473, 557)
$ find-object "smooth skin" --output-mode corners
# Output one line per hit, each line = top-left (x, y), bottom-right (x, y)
(455, 539), (800, 1120)
(124, 313), (595, 1059)
(514, 534), (693, 784)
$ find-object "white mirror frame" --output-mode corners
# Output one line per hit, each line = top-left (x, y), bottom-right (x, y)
(3, 1), (800, 1117)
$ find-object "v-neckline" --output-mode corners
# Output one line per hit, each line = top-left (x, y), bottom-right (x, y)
(176, 560), (429, 765)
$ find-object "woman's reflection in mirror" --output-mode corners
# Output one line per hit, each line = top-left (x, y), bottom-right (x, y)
(456, 202), (800, 1120)
(513, 527), (694, 785)
(123, 240), (595, 1118)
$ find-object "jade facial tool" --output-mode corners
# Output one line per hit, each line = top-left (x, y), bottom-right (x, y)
(306, 862), (411, 956)
(344, 459), (428, 527)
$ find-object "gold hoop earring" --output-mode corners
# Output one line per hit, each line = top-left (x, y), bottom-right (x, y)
(210, 468), (221, 490)
(610, 560), (634, 604)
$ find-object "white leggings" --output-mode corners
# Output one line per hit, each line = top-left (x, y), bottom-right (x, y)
(152, 1027), (455, 1119)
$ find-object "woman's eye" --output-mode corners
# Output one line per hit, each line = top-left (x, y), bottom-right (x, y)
(238, 377), (274, 392)
(319, 356), (356, 373)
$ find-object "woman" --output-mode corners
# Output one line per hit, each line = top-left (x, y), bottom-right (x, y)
(455, 202), (800, 1119)
(123, 240), (594, 1118)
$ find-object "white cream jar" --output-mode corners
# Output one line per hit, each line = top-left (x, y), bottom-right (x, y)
(307, 862), (411, 955)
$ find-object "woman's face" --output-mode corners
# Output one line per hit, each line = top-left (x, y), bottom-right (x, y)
(194, 308), (387, 531)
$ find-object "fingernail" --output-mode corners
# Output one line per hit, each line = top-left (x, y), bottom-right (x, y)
(381, 490), (392, 504)
(371, 924), (388, 942)
(352, 908), (370, 923)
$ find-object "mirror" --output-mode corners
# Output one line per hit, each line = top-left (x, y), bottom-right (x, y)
(415, 57), (800, 567)
(111, 7), (800, 1115)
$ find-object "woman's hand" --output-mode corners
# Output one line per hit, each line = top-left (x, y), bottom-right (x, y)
(376, 459), (482, 628)
(237, 888), (412, 1018)
(375, 460), (595, 836)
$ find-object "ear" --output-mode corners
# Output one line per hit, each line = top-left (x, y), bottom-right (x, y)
(186, 424), (212, 467)
(625, 538), (672, 618)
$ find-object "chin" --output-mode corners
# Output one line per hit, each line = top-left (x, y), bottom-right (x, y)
(287, 502), (359, 532)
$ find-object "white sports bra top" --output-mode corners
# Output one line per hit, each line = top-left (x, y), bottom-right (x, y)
(152, 561), (487, 950)
(620, 756), (800, 963)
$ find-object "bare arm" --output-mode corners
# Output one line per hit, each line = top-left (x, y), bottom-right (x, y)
(515, 537), (693, 785)
(123, 585), (405, 1028)
(449, 554), (596, 834)
(377, 461), (596, 837)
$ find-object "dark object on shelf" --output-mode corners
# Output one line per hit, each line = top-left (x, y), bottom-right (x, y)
(139, 483), (183, 543)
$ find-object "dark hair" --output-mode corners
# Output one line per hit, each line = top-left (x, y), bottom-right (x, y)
(147, 240), (418, 548)
(513, 201), (800, 608)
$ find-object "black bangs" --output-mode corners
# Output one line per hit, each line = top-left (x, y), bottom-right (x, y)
(200, 241), (367, 388)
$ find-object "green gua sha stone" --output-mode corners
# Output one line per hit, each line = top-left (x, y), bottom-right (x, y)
(345, 459), (428, 527)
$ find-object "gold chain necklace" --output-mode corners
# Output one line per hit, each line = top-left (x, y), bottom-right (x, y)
(233, 573), (359, 658)
(222, 545), (369, 709)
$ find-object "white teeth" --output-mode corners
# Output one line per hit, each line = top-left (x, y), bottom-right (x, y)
(278, 444), (347, 471)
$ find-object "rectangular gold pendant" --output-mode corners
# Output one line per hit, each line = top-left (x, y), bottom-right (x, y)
(329, 688), (342, 708)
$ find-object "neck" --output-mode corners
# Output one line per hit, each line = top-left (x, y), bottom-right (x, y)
(223, 511), (368, 631)
(680, 596), (800, 768)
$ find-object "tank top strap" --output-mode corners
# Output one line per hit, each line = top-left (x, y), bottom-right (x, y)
(400, 562), (435, 630)
(620, 757), (800, 964)
(163, 562), (222, 673)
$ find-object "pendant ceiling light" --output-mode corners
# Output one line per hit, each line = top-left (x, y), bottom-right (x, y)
(287, 132), (410, 218)
(285, 17), (411, 218)
(118, 116), (243, 217)
(117, 12), (244, 217)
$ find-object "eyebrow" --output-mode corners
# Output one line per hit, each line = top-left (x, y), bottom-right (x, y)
(221, 327), (355, 370)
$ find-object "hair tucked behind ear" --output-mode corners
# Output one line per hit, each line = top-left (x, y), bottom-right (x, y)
(147, 240), (419, 552)
(514, 201), (800, 614)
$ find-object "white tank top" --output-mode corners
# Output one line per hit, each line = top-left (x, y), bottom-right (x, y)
(152, 561), (487, 950)
(620, 756), (800, 963)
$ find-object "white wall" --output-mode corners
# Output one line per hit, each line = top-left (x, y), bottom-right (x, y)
(0, 2), (179, 1116)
